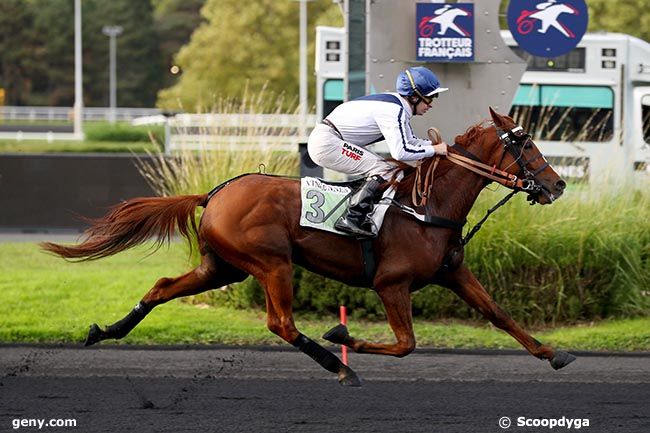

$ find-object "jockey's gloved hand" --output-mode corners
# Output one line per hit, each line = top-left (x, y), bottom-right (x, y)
(433, 142), (448, 156)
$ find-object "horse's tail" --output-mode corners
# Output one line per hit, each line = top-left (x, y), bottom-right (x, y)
(40, 194), (209, 261)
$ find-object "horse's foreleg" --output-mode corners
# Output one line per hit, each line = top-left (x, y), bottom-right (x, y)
(258, 263), (361, 386)
(440, 265), (576, 370)
(323, 284), (416, 357)
(85, 253), (247, 346)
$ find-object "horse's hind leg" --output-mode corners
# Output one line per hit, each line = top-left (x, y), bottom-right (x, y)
(84, 252), (247, 346)
(256, 261), (361, 386)
(439, 264), (576, 370)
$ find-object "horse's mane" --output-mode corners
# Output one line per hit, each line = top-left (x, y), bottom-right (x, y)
(387, 120), (494, 197)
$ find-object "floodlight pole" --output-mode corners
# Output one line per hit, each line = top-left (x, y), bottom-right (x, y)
(299, 0), (308, 140)
(102, 25), (123, 124)
(74, 0), (83, 139)
(294, 0), (314, 141)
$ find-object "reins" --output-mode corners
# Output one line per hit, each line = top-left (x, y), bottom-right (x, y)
(412, 157), (440, 207)
(408, 124), (545, 249)
(410, 142), (526, 208)
(460, 189), (517, 246)
(409, 153), (519, 246)
(446, 150), (529, 190)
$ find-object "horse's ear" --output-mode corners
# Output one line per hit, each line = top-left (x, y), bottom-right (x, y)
(489, 106), (506, 127)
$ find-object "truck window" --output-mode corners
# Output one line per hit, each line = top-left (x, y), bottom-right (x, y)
(323, 79), (344, 118)
(641, 95), (650, 144)
(510, 85), (614, 142)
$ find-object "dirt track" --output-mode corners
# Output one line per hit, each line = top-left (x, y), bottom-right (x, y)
(1, 345), (648, 432)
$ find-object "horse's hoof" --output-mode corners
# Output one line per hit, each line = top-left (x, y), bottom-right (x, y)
(323, 324), (350, 345)
(84, 323), (106, 347)
(550, 350), (577, 370)
(338, 366), (362, 387)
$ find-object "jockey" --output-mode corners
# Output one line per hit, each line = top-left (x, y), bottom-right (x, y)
(307, 66), (449, 238)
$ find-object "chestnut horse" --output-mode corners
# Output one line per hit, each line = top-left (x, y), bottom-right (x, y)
(42, 108), (574, 386)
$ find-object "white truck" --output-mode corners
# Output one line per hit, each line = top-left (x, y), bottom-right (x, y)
(500, 30), (650, 183)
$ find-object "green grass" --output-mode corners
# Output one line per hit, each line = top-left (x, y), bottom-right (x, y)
(1, 243), (648, 351)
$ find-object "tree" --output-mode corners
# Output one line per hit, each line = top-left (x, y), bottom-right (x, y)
(1, 0), (165, 108)
(587, 0), (650, 43)
(153, 0), (205, 89)
(32, 0), (75, 106)
(0, 0), (37, 105)
(157, 0), (343, 111)
(84, 0), (162, 107)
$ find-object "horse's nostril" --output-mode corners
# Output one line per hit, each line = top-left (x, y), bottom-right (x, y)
(555, 180), (567, 191)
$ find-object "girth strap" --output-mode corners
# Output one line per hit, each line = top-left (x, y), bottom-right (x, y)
(360, 239), (376, 286)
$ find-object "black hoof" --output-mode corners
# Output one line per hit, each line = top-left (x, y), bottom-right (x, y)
(550, 350), (577, 370)
(338, 366), (362, 387)
(323, 324), (350, 345)
(84, 323), (107, 347)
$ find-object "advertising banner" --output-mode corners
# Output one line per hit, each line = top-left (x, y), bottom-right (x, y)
(507, 0), (589, 58)
(416, 3), (474, 62)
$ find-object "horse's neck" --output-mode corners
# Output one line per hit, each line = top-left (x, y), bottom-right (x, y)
(426, 158), (488, 222)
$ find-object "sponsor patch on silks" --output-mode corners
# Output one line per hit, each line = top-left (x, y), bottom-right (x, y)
(299, 177), (397, 236)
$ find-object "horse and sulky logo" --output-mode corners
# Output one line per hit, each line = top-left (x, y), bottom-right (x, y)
(507, 0), (589, 58)
(416, 3), (474, 62)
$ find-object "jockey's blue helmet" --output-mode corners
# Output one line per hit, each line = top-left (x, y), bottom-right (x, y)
(396, 67), (448, 101)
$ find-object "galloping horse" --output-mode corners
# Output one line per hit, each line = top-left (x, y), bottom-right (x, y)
(42, 108), (573, 386)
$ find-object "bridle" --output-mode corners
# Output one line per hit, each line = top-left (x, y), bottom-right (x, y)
(447, 124), (548, 194)
(410, 123), (554, 252)
(412, 123), (550, 208)
(447, 123), (554, 248)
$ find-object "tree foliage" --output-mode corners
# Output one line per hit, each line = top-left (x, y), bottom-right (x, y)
(0, 0), (200, 107)
(31, 1), (70, 105)
(156, 0), (343, 111)
(83, 1), (162, 107)
(587, 0), (650, 43)
(2, 1), (649, 108)
(0, 0), (38, 105)
(152, 0), (205, 90)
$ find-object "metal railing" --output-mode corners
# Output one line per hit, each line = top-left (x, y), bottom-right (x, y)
(166, 113), (317, 153)
(0, 108), (317, 147)
(0, 106), (163, 122)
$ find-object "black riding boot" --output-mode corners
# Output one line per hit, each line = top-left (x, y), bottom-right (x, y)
(335, 175), (384, 238)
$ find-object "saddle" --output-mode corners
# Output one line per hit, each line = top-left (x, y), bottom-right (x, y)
(299, 177), (395, 237)
(299, 175), (465, 237)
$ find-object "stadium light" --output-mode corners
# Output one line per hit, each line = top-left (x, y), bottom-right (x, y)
(102, 25), (124, 124)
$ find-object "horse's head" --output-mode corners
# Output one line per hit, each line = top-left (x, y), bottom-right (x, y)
(454, 107), (566, 204)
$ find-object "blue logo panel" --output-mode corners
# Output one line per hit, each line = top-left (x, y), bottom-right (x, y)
(416, 3), (474, 62)
(507, 0), (589, 58)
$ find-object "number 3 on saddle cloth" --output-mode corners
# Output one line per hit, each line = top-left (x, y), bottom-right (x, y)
(299, 175), (400, 237)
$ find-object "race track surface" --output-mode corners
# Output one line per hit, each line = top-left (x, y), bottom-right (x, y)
(1, 345), (648, 433)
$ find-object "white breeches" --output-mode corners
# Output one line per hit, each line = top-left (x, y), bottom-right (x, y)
(307, 124), (396, 178)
